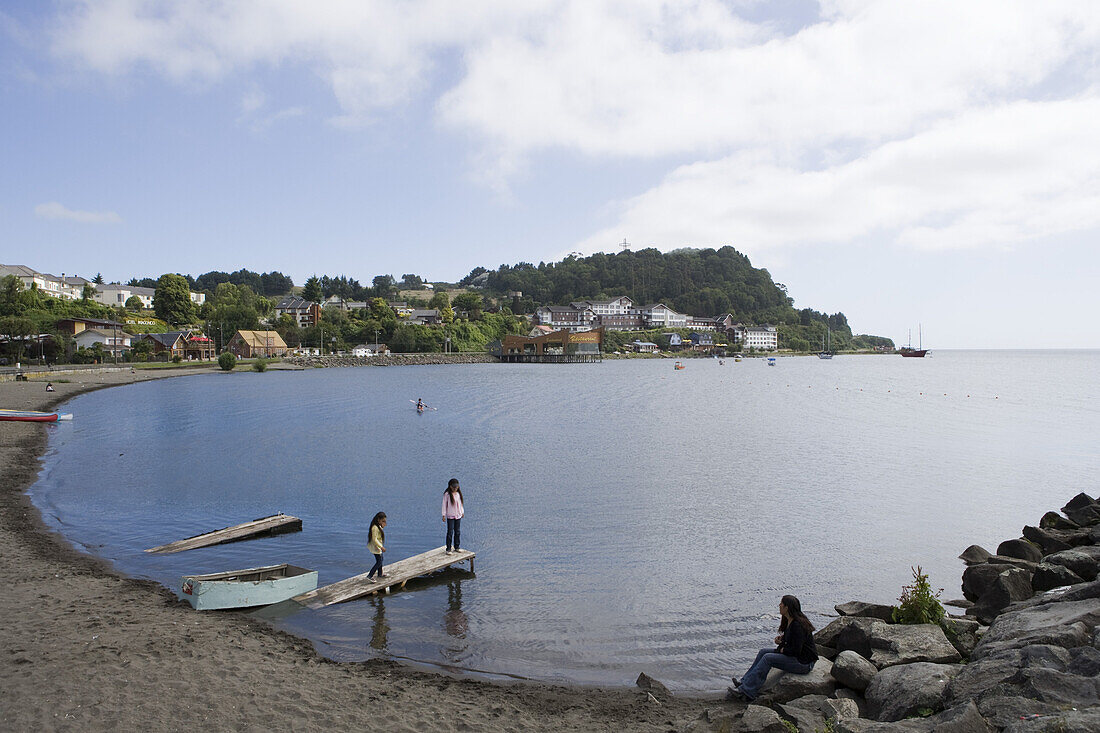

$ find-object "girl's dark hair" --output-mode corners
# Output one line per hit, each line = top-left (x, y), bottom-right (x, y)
(778, 594), (815, 633)
(445, 478), (463, 502)
(370, 512), (386, 543)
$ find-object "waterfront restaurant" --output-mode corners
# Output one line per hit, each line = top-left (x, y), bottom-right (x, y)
(492, 328), (603, 363)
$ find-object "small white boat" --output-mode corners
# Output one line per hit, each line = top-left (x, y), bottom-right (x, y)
(181, 563), (318, 610)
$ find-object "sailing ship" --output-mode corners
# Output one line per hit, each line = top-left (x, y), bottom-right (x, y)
(817, 328), (834, 359)
(899, 326), (928, 358)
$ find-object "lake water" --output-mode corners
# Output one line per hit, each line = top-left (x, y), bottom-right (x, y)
(29, 351), (1100, 691)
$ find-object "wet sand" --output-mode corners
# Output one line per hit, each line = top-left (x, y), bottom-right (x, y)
(0, 368), (707, 731)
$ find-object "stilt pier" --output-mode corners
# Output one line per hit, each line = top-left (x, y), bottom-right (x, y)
(292, 547), (474, 609)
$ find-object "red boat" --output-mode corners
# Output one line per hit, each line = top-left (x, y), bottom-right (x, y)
(0, 409), (72, 422)
(898, 326), (928, 358)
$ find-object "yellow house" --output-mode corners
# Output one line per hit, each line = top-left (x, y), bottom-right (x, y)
(227, 330), (288, 358)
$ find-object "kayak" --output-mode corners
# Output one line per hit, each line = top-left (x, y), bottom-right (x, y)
(0, 409), (73, 422)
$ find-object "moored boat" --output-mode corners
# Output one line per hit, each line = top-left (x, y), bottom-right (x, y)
(898, 325), (929, 358)
(0, 409), (73, 422)
(181, 563), (318, 610)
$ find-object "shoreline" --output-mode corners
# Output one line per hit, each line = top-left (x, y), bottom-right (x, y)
(0, 367), (704, 731)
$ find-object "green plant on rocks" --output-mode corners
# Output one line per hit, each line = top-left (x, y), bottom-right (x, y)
(891, 565), (946, 625)
(780, 720), (798, 733)
(217, 352), (237, 371)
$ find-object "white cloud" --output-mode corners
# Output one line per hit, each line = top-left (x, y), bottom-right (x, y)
(47, 1), (1100, 252)
(34, 201), (123, 224)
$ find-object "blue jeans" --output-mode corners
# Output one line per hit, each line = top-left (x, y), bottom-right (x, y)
(738, 648), (813, 699)
(446, 518), (461, 551)
(368, 553), (383, 578)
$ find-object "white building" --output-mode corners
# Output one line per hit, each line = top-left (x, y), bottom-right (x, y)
(533, 305), (596, 332)
(94, 283), (155, 309)
(736, 325), (778, 351)
(632, 303), (688, 329)
(74, 328), (133, 357)
(0, 264), (88, 300)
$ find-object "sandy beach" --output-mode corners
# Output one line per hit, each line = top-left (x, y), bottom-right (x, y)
(0, 367), (706, 732)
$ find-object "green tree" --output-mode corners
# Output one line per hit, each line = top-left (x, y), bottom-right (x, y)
(452, 292), (483, 320)
(372, 274), (396, 298)
(218, 352), (237, 371)
(302, 275), (323, 303)
(125, 295), (144, 311)
(428, 291), (450, 310)
(81, 283), (97, 301)
(92, 273), (105, 285)
(153, 274), (196, 325)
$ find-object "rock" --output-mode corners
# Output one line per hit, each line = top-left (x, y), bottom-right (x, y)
(738, 704), (789, 733)
(1062, 491), (1097, 512)
(945, 598), (973, 609)
(777, 694), (829, 732)
(1039, 510), (1078, 530)
(1061, 493), (1100, 526)
(864, 662), (960, 722)
(1031, 562), (1085, 592)
(1043, 549), (1098, 581)
(815, 616), (880, 649)
(867, 623), (963, 669)
(958, 545), (993, 565)
(1067, 645), (1100, 676)
(996, 539), (1043, 563)
(635, 672), (670, 697)
(969, 568), (1034, 624)
(919, 700), (994, 733)
(1013, 666), (1100, 706)
(836, 619), (880, 658)
(1021, 525), (1073, 553)
(817, 644), (838, 661)
(942, 617), (981, 659)
(683, 708), (740, 733)
(962, 564), (1012, 602)
(975, 696), (1062, 730)
(832, 650), (878, 692)
(835, 600), (897, 622)
(822, 697), (861, 721)
(1003, 708), (1100, 733)
(971, 597), (1100, 660)
(758, 660), (837, 704)
(986, 555), (1039, 571)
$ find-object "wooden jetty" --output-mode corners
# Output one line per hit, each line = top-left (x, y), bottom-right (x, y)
(293, 546), (474, 609)
(144, 513), (303, 554)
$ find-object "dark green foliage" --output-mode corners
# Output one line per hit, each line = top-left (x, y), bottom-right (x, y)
(153, 274), (197, 326)
(892, 566), (946, 625)
(218, 352), (237, 371)
(252, 357), (268, 372)
(301, 276), (323, 303)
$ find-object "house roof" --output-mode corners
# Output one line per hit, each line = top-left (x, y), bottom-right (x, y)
(144, 331), (186, 347)
(409, 309), (439, 318)
(276, 296), (316, 309)
(76, 328), (134, 340)
(232, 330), (288, 348)
(60, 317), (126, 329)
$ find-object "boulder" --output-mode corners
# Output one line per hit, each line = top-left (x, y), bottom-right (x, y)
(816, 616), (880, 649)
(1062, 491), (1097, 512)
(917, 701), (994, 733)
(1012, 666), (1100, 706)
(945, 598), (973, 609)
(738, 704), (789, 733)
(1067, 645), (1100, 676)
(969, 568), (1034, 624)
(962, 564), (1012, 602)
(942, 617), (981, 659)
(1061, 493), (1100, 526)
(822, 697), (861, 721)
(1043, 549), (1098, 581)
(971, 597), (1100, 660)
(635, 672), (670, 697)
(758, 660), (837, 704)
(1031, 562), (1085, 592)
(976, 696), (1062, 730)
(986, 555), (1039, 571)
(958, 545), (993, 565)
(833, 687), (869, 718)
(1021, 525), (1073, 553)
(835, 601), (896, 622)
(996, 539), (1043, 563)
(817, 644), (838, 661)
(776, 694), (829, 732)
(832, 650), (878, 692)
(833, 619), (883, 659)
(1039, 510), (1078, 531)
(1003, 708), (1100, 733)
(867, 623), (962, 669)
(865, 662), (960, 722)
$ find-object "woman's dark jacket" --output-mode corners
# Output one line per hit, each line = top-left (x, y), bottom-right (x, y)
(777, 621), (819, 664)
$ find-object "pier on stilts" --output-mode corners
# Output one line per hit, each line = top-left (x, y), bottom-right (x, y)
(292, 547), (474, 609)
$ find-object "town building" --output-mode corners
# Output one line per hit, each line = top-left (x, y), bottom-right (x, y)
(226, 330), (288, 358)
(490, 328), (602, 362)
(275, 296), (322, 328)
(73, 328), (133, 357)
(631, 340), (659, 353)
(0, 264), (89, 300)
(533, 305), (596, 332)
(406, 309), (441, 325)
(735, 325), (778, 351)
(56, 317), (128, 336)
(141, 331), (217, 360)
(93, 283), (155, 309)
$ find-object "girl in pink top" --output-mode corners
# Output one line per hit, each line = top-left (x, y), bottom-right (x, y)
(442, 478), (464, 554)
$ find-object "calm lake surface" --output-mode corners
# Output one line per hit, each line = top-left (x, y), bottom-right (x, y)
(30, 351), (1100, 691)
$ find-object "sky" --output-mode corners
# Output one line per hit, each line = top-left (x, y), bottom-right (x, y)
(2, 0), (1098, 348)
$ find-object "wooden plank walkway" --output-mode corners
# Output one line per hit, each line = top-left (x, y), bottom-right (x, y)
(144, 513), (303, 554)
(293, 546), (474, 609)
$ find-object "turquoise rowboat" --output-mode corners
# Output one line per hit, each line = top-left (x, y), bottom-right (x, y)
(0, 409), (73, 422)
(181, 563), (318, 610)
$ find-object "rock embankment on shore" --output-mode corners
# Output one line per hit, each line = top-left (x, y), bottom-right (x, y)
(285, 353), (494, 368)
(682, 492), (1100, 733)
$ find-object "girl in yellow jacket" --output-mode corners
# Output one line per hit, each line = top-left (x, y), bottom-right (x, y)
(367, 512), (387, 580)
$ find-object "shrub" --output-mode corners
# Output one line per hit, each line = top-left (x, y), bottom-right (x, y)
(217, 352), (237, 371)
(171, 354), (182, 363)
(892, 566), (946, 625)
(252, 357), (268, 372)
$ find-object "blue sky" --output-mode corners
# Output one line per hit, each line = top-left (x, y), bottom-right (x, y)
(2, 1), (1098, 347)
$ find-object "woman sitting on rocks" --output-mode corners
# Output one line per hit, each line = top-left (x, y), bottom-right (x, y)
(728, 594), (818, 702)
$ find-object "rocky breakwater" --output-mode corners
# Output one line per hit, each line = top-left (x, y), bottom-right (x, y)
(285, 353), (494, 368)
(682, 492), (1100, 733)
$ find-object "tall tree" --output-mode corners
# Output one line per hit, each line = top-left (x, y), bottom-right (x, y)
(92, 272), (105, 284)
(302, 276), (323, 303)
(153, 273), (196, 326)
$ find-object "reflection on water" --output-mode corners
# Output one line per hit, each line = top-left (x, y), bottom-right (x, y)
(30, 352), (1100, 691)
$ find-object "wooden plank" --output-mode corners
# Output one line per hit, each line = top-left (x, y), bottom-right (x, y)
(293, 546), (474, 609)
(144, 513), (303, 554)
